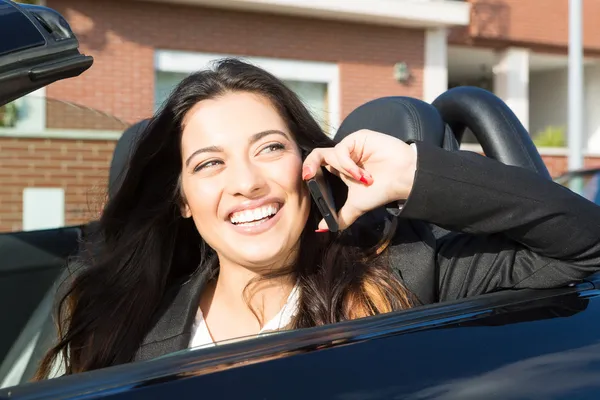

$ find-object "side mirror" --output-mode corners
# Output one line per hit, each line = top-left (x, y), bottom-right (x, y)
(0, 0), (93, 106)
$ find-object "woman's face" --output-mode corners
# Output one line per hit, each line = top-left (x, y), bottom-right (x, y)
(180, 91), (311, 270)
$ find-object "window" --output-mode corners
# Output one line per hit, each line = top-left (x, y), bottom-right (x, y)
(0, 89), (45, 132)
(154, 51), (340, 136)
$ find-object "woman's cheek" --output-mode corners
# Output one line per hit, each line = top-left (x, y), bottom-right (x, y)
(184, 178), (221, 218)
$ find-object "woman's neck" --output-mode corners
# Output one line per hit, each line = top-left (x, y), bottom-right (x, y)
(199, 258), (295, 342)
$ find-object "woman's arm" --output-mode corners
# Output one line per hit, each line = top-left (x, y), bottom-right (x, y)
(400, 141), (600, 301)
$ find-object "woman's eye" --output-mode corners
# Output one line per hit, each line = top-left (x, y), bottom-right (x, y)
(193, 160), (223, 172)
(259, 143), (286, 154)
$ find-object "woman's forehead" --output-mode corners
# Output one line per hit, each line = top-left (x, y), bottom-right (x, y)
(181, 92), (290, 147)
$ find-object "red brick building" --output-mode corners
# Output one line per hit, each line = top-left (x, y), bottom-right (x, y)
(448, 0), (600, 175)
(1, 0), (468, 232)
(1, 0), (598, 232)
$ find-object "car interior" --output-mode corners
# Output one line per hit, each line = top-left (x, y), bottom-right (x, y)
(0, 0), (597, 392)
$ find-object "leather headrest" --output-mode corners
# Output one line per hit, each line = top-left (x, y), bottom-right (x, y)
(432, 86), (551, 179)
(109, 119), (150, 199)
(334, 97), (458, 151)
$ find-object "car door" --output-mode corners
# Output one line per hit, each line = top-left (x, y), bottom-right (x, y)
(0, 226), (82, 386)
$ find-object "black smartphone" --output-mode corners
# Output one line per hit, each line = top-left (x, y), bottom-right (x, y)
(306, 167), (339, 232)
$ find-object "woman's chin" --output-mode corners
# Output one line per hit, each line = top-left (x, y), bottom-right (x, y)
(220, 240), (297, 272)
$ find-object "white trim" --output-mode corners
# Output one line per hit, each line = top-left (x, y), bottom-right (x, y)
(0, 128), (122, 140)
(493, 48), (530, 131)
(139, 0), (471, 28)
(155, 50), (341, 135)
(423, 28), (448, 103)
(459, 142), (600, 158)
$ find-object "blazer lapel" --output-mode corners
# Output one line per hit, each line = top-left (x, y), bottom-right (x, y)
(135, 267), (210, 362)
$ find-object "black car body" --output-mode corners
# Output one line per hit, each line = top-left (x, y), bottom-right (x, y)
(0, 1), (599, 399)
(3, 273), (600, 399)
(555, 168), (600, 205)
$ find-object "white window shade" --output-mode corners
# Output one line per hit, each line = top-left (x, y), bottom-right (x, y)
(22, 188), (65, 231)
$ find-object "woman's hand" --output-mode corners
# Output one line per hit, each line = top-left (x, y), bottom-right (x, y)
(302, 129), (417, 231)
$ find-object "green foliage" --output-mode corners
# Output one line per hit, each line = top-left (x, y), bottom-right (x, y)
(533, 125), (566, 148)
(0, 103), (18, 128)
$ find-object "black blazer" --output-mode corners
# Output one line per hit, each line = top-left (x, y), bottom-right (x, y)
(134, 141), (600, 361)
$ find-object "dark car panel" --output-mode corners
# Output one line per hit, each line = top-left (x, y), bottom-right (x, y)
(0, 0), (92, 107)
(0, 227), (81, 380)
(2, 275), (599, 399)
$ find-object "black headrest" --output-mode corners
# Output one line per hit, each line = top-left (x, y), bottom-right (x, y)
(432, 86), (551, 180)
(334, 97), (459, 151)
(108, 119), (150, 199)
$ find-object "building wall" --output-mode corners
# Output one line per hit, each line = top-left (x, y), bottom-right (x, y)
(46, 0), (425, 124)
(527, 64), (600, 152)
(529, 68), (568, 138)
(0, 0), (427, 232)
(542, 154), (600, 178)
(0, 138), (113, 232)
(451, 0), (600, 52)
(585, 65), (600, 151)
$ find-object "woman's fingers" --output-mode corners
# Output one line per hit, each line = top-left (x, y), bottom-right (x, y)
(302, 145), (372, 185)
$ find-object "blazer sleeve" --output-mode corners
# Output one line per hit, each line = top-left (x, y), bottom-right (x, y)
(399, 141), (600, 302)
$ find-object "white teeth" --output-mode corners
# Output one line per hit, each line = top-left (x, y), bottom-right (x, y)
(230, 203), (280, 225)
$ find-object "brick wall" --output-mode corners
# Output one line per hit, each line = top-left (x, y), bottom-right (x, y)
(45, 0), (425, 124)
(542, 154), (600, 178)
(0, 138), (114, 232)
(450, 0), (600, 53)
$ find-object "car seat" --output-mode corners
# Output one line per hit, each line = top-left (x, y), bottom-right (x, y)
(335, 86), (551, 179)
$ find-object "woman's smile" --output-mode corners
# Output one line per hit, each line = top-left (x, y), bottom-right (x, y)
(227, 200), (284, 235)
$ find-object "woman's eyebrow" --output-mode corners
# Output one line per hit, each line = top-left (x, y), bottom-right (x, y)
(185, 130), (290, 167)
(185, 145), (223, 167)
(249, 130), (290, 145)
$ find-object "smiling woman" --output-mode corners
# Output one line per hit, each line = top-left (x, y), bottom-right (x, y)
(35, 58), (415, 377)
(34, 58), (600, 379)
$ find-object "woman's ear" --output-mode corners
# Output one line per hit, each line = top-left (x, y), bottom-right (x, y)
(181, 202), (192, 218)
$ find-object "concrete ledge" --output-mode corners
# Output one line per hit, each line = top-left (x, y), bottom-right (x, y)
(459, 143), (600, 158)
(0, 128), (122, 141)
(140, 0), (471, 28)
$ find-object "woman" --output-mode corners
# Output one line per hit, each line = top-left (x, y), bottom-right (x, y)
(36, 58), (600, 378)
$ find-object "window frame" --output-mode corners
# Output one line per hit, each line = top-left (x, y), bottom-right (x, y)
(154, 50), (341, 137)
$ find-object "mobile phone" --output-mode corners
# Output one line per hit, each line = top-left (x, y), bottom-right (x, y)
(306, 167), (339, 232)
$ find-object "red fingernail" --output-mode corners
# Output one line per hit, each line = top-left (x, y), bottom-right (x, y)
(315, 228), (329, 233)
(359, 175), (370, 185)
(302, 166), (312, 180)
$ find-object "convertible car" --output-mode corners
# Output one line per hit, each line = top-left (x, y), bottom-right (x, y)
(1, 1), (599, 399)
(555, 168), (600, 205)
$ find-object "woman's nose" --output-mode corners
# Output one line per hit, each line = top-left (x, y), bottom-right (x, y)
(224, 161), (268, 197)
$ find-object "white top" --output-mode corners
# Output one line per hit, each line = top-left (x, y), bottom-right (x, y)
(189, 284), (300, 349)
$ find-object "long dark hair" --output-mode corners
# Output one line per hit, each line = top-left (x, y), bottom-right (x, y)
(35, 58), (414, 378)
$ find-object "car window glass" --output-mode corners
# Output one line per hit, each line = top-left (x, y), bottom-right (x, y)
(0, 2), (45, 56)
(0, 96), (129, 233)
